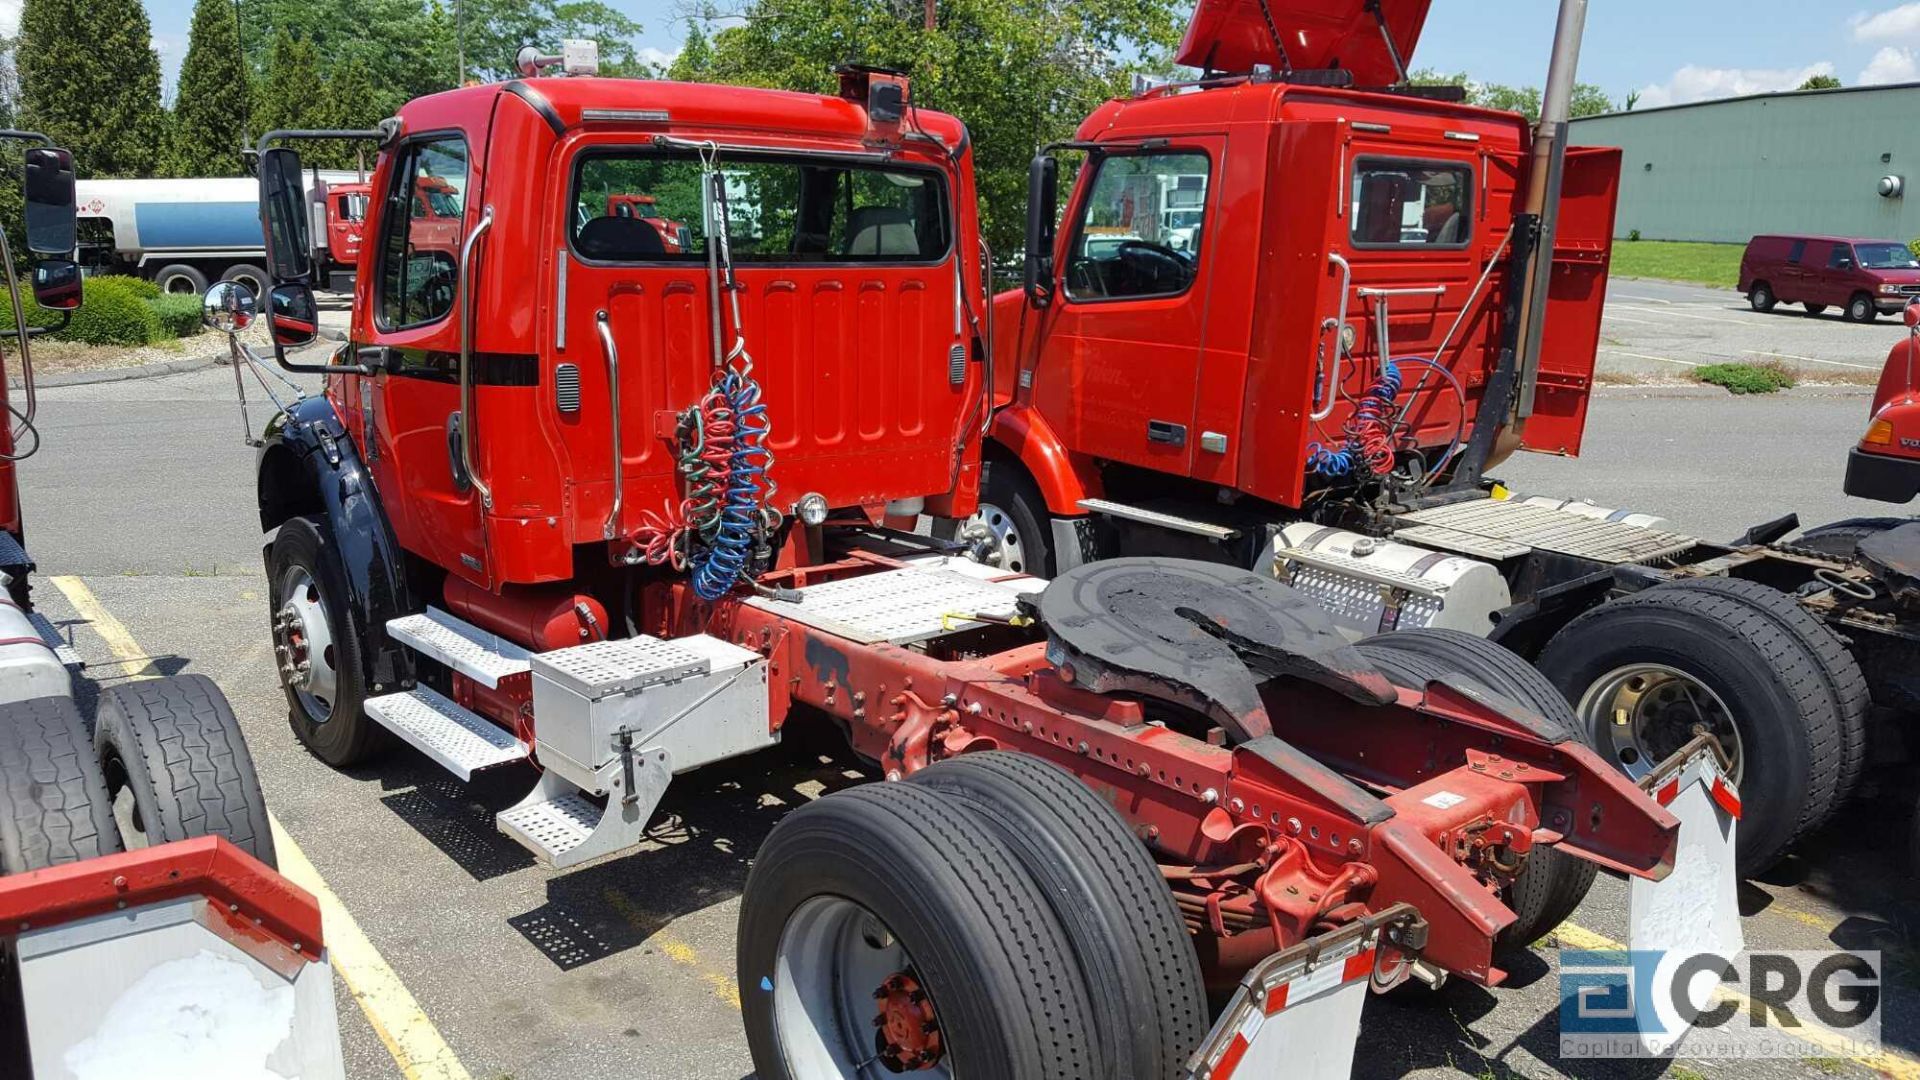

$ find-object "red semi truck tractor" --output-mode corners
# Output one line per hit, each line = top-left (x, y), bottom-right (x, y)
(199, 27), (1738, 1080)
(974, 0), (1916, 876)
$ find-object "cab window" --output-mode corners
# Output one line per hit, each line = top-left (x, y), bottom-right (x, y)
(1063, 151), (1209, 301)
(377, 136), (469, 330)
(569, 152), (949, 264)
(1351, 160), (1472, 247)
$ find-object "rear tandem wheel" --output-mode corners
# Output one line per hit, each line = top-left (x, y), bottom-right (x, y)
(738, 782), (1102, 1080)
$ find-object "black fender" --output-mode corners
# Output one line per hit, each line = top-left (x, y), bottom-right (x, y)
(257, 395), (414, 694)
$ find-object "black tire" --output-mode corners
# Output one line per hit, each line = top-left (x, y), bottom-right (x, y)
(152, 263), (209, 296)
(1804, 303), (1828, 316)
(911, 752), (1208, 1078)
(1748, 282), (1775, 312)
(739, 782), (1100, 1080)
(1537, 588), (1845, 876)
(221, 263), (271, 299)
(267, 516), (387, 766)
(1795, 516), (1914, 558)
(1354, 629), (1597, 949)
(95, 674), (276, 867)
(0, 696), (121, 873)
(978, 456), (1055, 577)
(1653, 578), (1869, 807)
(1847, 292), (1878, 323)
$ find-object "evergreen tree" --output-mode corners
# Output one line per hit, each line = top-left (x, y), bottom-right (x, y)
(168, 0), (252, 177)
(315, 56), (383, 170)
(18, 0), (167, 176)
(668, 18), (714, 82)
(255, 31), (328, 136)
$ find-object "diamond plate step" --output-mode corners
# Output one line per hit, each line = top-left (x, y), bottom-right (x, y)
(0, 530), (28, 567)
(497, 792), (600, 864)
(743, 566), (1036, 645)
(28, 611), (81, 670)
(1394, 498), (1696, 565)
(364, 685), (527, 781)
(387, 607), (531, 689)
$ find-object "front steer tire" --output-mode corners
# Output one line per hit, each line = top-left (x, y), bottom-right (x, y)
(0, 695), (121, 873)
(1354, 629), (1597, 950)
(911, 752), (1208, 1079)
(739, 782), (1101, 1080)
(1537, 586), (1845, 876)
(268, 516), (387, 767)
(95, 674), (277, 868)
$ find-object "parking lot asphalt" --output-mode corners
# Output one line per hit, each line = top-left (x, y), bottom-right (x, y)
(13, 304), (1919, 1079)
(1595, 277), (1905, 382)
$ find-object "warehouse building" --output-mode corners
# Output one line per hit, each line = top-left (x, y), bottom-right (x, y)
(1568, 83), (1920, 245)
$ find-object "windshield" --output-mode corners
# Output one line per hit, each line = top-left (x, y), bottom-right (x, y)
(1856, 242), (1919, 269)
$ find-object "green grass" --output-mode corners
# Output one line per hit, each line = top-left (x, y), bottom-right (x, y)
(1695, 359), (1797, 394)
(1610, 239), (1745, 287)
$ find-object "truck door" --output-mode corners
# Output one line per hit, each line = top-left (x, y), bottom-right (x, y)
(355, 131), (493, 582)
(1030, 143), (1222, 475)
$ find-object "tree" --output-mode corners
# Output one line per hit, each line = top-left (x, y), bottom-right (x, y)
(705, 0), (1184, 255)
(18, 0), (168, 177)
(1409, 69), (1616, 122)
(168, 0), (253, 177)
(239, 0), (450, 115)
(255, 31), (329, 136)
(439, 0), (648, 82)
(668, 16), (715, 82)
(1798, 74), (1841, 91)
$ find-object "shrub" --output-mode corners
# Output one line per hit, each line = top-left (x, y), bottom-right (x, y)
(1909, 237), (1920, 261)
(92, 273), (160, 300)
(1627, 228), (1642, 242)
(146, 294), (205, 338)
(1695, 360), (1795, 395)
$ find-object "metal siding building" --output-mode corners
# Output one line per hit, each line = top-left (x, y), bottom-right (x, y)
(1568, 84), (1920, 244)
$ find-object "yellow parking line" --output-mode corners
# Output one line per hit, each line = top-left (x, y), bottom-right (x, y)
(601, 886), (742, 1010)
(48, 575), (157, 679)
(274, 817), (474, 1080)
(52, 573), (470, 1080)
(1554, 922), (1919, 1079)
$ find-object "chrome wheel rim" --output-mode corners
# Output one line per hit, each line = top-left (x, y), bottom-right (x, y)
(774, 896), (951, 1078)
(963, 500), (1027, 573)
(162, 274), (199, 295)
(1577, 663), (1743, 785)
(273, 565), (338, 723)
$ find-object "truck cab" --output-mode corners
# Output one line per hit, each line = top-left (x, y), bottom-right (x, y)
(985, 0), (1615, 573)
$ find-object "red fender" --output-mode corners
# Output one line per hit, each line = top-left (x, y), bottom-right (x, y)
(989, 403), (1102, 516)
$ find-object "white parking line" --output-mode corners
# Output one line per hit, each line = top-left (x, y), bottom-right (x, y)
(1611, 304), (1752, 327)
(1749, 349), (1879, 371)
(1599, 312), (1661, 326)
(1618, 294), (1675, 305)
(1599, 347), (1700, 368)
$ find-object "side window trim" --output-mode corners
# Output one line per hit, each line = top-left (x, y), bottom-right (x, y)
(374, 130), (470, 334)
(1061, 148), (1212, 306)
(1348, 156), (1474, 250)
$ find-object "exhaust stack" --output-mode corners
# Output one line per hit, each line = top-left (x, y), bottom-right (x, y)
(1511, 0), (1588, 422)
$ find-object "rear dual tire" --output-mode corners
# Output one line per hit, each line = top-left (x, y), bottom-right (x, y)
(1354, 628), (1597, 949)
(1537, 579), (1864, 876)
(740, 764), (1208, 1079)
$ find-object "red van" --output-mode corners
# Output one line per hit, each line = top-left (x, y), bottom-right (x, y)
(1740, 234), (1920, 321)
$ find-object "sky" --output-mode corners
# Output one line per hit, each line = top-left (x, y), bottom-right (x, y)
(25, 0), (1920, 110)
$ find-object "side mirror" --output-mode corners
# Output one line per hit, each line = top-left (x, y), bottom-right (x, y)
(23, 146), (75, 255)
(29, 259), (80, 310)
(268, 282), (317, 347)
(202, 279), (257, 333)
(1023, 154), (1058, 308)
(260, 147), (312, 282)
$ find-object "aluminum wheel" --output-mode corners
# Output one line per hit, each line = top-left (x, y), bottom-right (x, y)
(774, 895), (951, 1078)
(272, 565), (338, 725)
(1577, 663), (1743, 785)
(963, 500), (1027, 573)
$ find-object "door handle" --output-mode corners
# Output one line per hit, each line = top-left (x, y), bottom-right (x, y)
(1147, 420), (1187, 447)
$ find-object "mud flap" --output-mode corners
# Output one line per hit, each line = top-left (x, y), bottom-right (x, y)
(1184, 924), (1379, 1080)
(1627, 737), (1743, 1056)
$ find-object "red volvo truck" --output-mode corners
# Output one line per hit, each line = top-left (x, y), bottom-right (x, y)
(973, 0), (1915, 876)
(203, 29), (1738, 1080)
